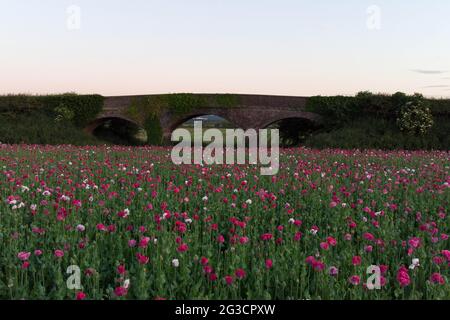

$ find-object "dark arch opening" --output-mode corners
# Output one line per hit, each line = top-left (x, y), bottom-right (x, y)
(265, 117), (322, 147)
(88, 117), (148, 146)
(171, 114), (235, 146)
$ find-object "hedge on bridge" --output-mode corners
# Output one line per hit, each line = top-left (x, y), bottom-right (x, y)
(126, 93), (240, 144)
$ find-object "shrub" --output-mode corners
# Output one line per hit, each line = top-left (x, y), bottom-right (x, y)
(305, 96), (358, 126)
(39, 94), (104, 127)
(0, 94), (104, 127)
(397, 100), (434, 135)
(54, 104), (75, 123)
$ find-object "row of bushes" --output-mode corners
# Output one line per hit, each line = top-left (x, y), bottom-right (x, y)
(0, 93), (104, 127)
(305, 91), (449, 127)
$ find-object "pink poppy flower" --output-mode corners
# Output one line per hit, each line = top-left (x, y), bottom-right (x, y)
(396, 267), (411, 287)
(76, 292), (87, 300)
(17, 252), (31, 261)
(136, 253), (149, 265)
(54, 250), (64, 258)
(114, 286), (128, 297)
(224, 275), (234, 285)
(200, 257), (209, 266)
(348, 275), (361, 286)
(177, 243), (189, 252)
(352, 256), (362, 266)
(117, 265), (126, 275)
(260, 233), (273, 241)
(430, 273), (446, 285)
(235, 268), (246, 279)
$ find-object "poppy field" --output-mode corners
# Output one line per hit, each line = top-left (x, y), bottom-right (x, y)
(0, 144), (449, 300)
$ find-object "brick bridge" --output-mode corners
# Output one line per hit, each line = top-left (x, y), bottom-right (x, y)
(85, 94), (321, 144)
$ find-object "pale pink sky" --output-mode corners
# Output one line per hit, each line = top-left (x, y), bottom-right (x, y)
(1, 0), (449, 98)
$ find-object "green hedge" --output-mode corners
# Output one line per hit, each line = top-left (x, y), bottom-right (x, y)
(0, 110), (100, 145)
(306, 91), (450, 126)
(0, 94), (104, 127)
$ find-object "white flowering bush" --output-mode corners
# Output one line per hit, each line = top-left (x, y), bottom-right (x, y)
(397, 101), (434, 135)
(54, 104), (75, 123)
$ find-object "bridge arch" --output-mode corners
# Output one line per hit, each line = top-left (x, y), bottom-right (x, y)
(85, 116), (148, 145)
(164, 113), (238, 142)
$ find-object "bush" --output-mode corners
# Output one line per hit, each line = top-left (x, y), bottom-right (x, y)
(54, 104), (75, 123)
(305, 96), (358, 126)
(306, 92), (449, 128)
(397, 100), (434, 135)
(0, 94), (104, 127)
(39, 94), (104, 127)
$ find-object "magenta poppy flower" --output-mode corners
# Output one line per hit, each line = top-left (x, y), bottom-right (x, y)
(76, 292), (87, 300)
(348, 275), (361, 286)
(114, 286), (128, 297)
(17, 252), (31, 261)
(235, 268), (246, 279)
(352, 256), (362, 266)
(54, 250), (64, 258)
(396, 267), (411, 287)
(224, 275), (234, 285)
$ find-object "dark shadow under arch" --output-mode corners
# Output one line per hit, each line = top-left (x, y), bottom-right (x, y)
(264, 117), (322, 147)
(85, 117), (148, 145)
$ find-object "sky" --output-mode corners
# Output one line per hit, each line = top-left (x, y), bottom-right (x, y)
(1, 0), (450, 97)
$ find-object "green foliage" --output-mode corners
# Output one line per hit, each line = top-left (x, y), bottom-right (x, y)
(306, 91), (449, 127)
(427, 98), (450, 115)
(54, 104), (75, 123)
(0, 111), (100, 145)
(0, 94), (104, 127)
(214, 94), (240, 108)
(397, 100), (434, 135)
(305, 95), (359, 126)
(39, 94), (104, 127)
(305, 116), (449, 150)
(166, 93), (207, 114)
(145, 114), (164, 146)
